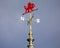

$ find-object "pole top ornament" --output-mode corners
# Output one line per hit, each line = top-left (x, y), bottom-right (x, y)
(22, 2), (38, 15)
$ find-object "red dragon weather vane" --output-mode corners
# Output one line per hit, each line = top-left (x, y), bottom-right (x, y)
(21, 2), (40, 48)
(22, 2), (38, 15)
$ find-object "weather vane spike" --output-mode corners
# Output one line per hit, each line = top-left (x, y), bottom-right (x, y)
(20, 1), (40, 48)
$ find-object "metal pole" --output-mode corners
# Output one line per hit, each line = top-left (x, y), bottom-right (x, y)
(27, 13), (35, 48)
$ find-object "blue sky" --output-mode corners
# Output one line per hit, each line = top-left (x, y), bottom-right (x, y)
(0, 0), (60, 48)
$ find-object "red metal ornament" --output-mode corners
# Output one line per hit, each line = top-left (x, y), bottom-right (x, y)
(22, 2), (38, 15)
